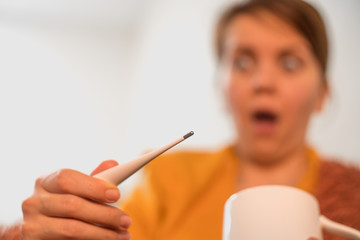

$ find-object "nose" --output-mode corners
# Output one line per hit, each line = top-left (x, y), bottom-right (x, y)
(251, 62), (277, 94)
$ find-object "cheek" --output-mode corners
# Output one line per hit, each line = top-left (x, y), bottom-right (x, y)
(282, 78), (321, 125)
(225, 78), (250, 116)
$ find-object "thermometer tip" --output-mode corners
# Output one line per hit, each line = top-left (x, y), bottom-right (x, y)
(183, 131), (194, 139)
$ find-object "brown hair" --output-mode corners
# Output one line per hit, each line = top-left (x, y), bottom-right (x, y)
(215, 0), (328, 75)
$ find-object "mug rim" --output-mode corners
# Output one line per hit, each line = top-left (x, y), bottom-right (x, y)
(226, 185), (318, 207)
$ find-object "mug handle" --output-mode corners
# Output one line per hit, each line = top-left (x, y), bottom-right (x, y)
(320, 215), (360, 240)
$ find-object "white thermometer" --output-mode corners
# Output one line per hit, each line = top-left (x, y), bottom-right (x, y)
(93, 131), (194, 185)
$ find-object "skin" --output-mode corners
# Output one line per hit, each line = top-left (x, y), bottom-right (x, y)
(220, 10), (327, 189)
(21, 160), (132, 240)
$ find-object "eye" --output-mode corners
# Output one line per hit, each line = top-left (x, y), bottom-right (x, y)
(233, 55), (255, 72)
(281, 55), (302, 72)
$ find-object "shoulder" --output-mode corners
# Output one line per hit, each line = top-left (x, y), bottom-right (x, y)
(315, 158), (360, 228)
(317, 158), (360, 192)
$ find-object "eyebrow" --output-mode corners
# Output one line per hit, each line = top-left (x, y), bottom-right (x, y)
(232, 46), (256, 58)
(235, 44), (308, 57)
(277, 46), (311, 61)
(278, 48), (299, 57)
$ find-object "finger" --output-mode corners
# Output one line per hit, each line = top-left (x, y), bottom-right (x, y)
(39, 169), (120, 203)
(38, 192), (131, 231)
(23, 214), (131, 240)
(91, 160), (119, 176)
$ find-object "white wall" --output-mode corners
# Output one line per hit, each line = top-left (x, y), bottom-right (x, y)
(0, 0), (359, 224)
(307, 0), (360, 161)
(0, 0), (146, 224)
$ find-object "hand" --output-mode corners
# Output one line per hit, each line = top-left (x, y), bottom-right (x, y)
(22, 160), (131, 240)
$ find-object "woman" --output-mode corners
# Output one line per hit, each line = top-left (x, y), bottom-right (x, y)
(1, 0), (359, 239)
(121, 0), (360, 239)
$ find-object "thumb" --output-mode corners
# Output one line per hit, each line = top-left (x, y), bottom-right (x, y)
(90, 160), (119, 176)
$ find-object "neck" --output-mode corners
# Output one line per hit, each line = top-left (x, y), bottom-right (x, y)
(235, 145), (308, 191)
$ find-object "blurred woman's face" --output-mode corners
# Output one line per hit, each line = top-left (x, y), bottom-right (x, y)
(220, 10), (327, 164)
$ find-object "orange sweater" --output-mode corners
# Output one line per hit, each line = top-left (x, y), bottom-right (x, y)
(121, 146), (360, 240)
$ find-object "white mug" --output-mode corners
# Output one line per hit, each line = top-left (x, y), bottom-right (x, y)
(223, 185), (360, 240)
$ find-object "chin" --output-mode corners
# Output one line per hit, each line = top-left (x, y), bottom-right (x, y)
(241, 142), (285, 166)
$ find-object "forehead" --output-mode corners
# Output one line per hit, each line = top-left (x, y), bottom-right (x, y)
(223, 10), (311, 54)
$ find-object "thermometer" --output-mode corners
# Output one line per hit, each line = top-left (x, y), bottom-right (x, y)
(94, 131), (194, 185)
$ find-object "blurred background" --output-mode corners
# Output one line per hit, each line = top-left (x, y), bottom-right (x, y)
(0, 0), (359, 224)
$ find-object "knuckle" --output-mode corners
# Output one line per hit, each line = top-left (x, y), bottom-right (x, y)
(22, 197), (38, 214)
(61, 195), (79, 215)
(55, 169), (73, 192)
(60, 220), (80, 238)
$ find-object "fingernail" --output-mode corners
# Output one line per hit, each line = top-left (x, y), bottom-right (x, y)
(105, 189), (120, 202)
(120, 215), (132, 229)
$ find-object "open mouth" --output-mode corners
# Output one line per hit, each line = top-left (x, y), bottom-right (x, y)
(252, 110), (278, 123)
(251, 110), (278, 135)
